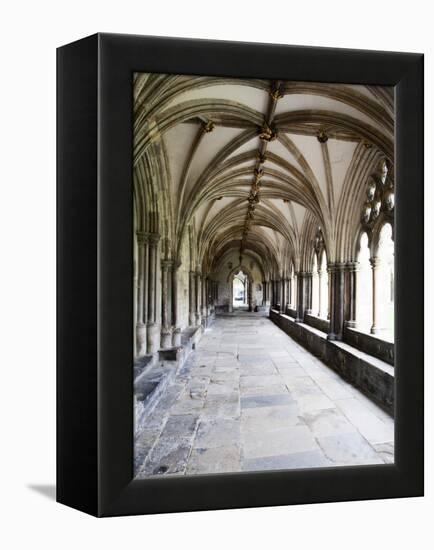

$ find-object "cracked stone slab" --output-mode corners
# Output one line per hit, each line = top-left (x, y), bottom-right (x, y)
(373, 442), (394, 464)
(240, 383), (289, 397)
(241, 393), (295, 409)
(160, 414), (199, 438)
(138, 436), (193, 476)
(186, 445), (241, 475)
(242, 450), (332, 472)
(316, 432), (384, 465)
(242, 425), (319, 459)
(194, 418), (240, 449)
(241, 404), (303, 431)
(302, 408), (357, 438)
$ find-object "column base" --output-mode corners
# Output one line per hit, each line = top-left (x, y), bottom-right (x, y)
(346, 320), (358, 329)
(370, 327), (387, 335)
(189, 313), (196, 326)
(136, 323), (147, 357)
(327, 332), (343, 341)
(172, 326), (181, 347)
(160, 326), (172, 349)
(146, 322), (160, 354)
(195, 313), (202, 325)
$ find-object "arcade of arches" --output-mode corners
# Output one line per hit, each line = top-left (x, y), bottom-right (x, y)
(133, 73), (395, 476)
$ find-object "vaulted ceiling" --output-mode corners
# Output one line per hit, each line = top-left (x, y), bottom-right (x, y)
(133, 74), (394, 277)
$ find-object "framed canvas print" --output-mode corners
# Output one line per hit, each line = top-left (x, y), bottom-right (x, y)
(57, 33), (424, 517)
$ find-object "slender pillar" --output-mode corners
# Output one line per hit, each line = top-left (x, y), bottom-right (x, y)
(305, 271), (313, 315)
(345, 261), (358, 329)
(285, 278), (290, 308)
(195, 272), (202, 325)
(189, 270), (196, 326)
(228, 277), (233, 313)
(327, 262), (346, 341)
(171, 263), (181, 346)
(201, 275), (208, 324)
(262, 281), (267, 305)
(370, 257), (387, 334)
(295, 272), (305, 322)
(280, 278), (285, 313)
(160, 259), (173, 349)
(135, 232), (148, 357)
(318, 267), (324, 317)
(248, 279), (253, 311)
(146, 233), (160, 353)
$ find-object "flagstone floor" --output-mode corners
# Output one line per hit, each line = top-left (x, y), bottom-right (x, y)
(135, 311), (394, 477)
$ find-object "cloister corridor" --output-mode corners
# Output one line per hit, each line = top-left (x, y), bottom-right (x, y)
(135, 311), (394, 477)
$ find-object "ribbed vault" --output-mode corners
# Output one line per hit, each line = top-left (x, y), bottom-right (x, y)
(134, 74), (393, 279)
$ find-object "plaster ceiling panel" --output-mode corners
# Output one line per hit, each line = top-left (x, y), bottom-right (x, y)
(327, 139), (358, 205)
(226, 137), (261, 160)
(291, 201), (307, 231)
(164, 84), (269, 114)
(274, 93), (384, 132)
(162, 122), (201, 194)
(186, 126), (245, 193)
(265, 198), (293, 223)
(266, 139), (304, 172)
(257, 225), (279, 246)
(287, 133), (328, 200)
(206, 197), (242, 221)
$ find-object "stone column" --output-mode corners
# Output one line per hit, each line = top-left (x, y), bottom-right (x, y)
(289, 276), (293, 307)
(370, 256), (387, 334)
(248, 279), (253, 311)
(228, 278), (233, 313)
(345, 261), (358, 329)
(135, 232), (148, 357)
(201, 275), (208, 324)
(318, 267), (324, 317)
(171, 263), (181, 347)
(146, 233), (160, 353)
(295, 272), (305, 322)
(189, 270), (196, 326)
(195, 272), (202, 325)
(160, 259), (173, 349)
(280, 278), (285, 313)
(285, 278), (290, 309)
(305, 271), (313, 315)
(327, 262), (345, 341)
(262, 281), (267, 305)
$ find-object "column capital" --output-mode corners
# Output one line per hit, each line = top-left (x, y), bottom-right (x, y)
(148, 232), (160, 245)
(345, 261), (359, 272)
(370, 256), (381, 269)
(161, 258), (175, 270)
(136, 230), (150, 245)
(327, 262), (346, 272)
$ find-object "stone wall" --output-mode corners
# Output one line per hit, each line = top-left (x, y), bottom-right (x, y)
(344, 327), (394, 366)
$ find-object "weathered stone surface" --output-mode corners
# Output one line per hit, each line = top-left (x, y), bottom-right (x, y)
(316, 432), (384, 465)
(242, 425), (319, 459)
(243, 450), (332, 472)
(186, 445), (241, 475)
(135, 312), (394, 477)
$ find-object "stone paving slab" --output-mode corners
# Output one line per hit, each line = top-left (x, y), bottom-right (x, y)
(135, 312), (394, 477)
(242, 425), (320, 459)
(241, 393), (295, 409)
(242, 450), (333, 471)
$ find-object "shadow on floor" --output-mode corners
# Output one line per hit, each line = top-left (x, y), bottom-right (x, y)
(27, 484), (56, 501)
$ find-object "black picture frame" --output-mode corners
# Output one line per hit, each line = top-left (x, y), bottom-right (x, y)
(57, 33), (424, 517)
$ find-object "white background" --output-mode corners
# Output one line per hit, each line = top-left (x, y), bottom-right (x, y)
(0, 1), (432, 548)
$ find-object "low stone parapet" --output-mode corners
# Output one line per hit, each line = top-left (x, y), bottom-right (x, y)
(269, 309), (394, 416)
